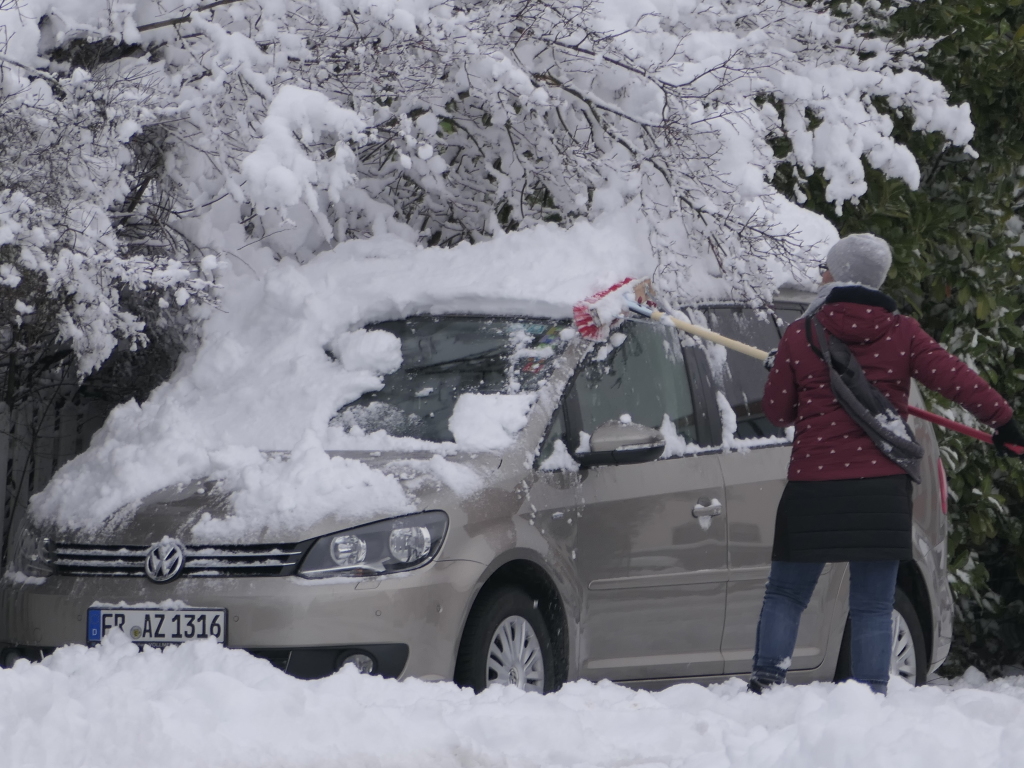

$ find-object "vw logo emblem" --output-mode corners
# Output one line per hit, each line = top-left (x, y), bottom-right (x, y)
(144, 538), (186, 583)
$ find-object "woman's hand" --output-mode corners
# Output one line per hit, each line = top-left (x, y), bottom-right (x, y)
(993, 418), (1024, 457)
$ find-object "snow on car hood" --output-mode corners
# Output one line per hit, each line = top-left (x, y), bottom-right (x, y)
(47, 447), (503, 546)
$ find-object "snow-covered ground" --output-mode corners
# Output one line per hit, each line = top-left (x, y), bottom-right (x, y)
(0, 634), (1018, 768)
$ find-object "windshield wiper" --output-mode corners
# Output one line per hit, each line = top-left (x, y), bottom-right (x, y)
(405, 350), (508, 374)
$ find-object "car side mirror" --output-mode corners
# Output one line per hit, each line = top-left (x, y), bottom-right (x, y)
(575, 421), (666, 468)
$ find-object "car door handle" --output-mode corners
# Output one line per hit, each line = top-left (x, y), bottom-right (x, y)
(692, 497), (723, 517)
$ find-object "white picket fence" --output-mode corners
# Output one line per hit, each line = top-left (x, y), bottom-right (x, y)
(0, 394), (112, 564)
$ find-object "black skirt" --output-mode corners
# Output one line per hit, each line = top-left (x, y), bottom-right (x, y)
(771, 475), (913, 562)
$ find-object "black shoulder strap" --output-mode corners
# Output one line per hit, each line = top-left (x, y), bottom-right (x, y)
(805, 316), (822, 360)
(806, 315), (854, 375)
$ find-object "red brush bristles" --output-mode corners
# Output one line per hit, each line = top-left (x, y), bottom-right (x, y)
(572, 278), (637, 341)
(572, 303), (604, 341)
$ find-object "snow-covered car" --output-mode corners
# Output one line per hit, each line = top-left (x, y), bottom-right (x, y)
(0, 289), (952, 691)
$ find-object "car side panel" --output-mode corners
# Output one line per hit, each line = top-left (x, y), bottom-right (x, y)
(719, 446), (840, 673)
(907, 398), (954, 672)
(575, 454), (728, 680)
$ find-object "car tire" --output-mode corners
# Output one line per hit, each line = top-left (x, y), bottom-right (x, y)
(890, 588), (928, 686)
(833, 586), (928, 687)
(454, 585), (555, 694)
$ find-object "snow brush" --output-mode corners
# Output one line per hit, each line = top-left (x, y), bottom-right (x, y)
(572, 278), (770, 361)
(906, 405), (1024, 455)
(572, 278), (1024, 455)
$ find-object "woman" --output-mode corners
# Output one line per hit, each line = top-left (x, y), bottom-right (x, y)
(750, 233), (1024, 695)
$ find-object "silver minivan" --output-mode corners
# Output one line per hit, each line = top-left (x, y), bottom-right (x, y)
(0, 288), (953, 691)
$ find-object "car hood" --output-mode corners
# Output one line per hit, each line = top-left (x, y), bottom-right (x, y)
(47, 450), (504, 547)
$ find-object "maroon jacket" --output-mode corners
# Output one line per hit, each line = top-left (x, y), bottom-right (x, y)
(764, 286), (1012, 481)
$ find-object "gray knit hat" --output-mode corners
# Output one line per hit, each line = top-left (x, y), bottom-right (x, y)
(825, 233), (892, 289)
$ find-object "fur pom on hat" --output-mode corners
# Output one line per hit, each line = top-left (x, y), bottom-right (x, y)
(826, 234), (892, 289)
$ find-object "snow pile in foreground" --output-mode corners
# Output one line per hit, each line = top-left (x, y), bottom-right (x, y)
(0, 635), (1017, 768)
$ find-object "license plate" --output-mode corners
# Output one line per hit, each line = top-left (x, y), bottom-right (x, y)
(87, 607), (227, 646)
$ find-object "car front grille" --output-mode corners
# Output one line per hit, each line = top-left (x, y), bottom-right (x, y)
(51, 541), (310, 578)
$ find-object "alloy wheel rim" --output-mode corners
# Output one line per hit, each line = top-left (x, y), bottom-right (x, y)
(890, 609), (917, 682)
(486, 615), (545, 692)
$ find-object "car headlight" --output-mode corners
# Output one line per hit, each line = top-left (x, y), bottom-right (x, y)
(297, 510), (448, 579)
(10, 527), (53, 579)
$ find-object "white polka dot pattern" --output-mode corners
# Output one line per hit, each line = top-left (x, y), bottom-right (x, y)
(761, 294), (1012, 481)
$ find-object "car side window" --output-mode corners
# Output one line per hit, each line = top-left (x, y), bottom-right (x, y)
(537, 406), (568, 466)
(565, 321), (698, 452)
(704, 307), (786, 440)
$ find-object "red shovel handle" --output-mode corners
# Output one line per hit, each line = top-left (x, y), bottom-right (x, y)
(907, 405), (1024, 456)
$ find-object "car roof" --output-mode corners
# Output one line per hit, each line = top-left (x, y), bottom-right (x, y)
(772, 286), (817, 306)
(688, 286), (816, 310)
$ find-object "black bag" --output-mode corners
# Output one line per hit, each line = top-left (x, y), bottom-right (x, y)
(806, 316), (923, 483)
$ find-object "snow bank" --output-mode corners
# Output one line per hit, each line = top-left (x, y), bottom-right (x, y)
(0, 635), (1019, 768)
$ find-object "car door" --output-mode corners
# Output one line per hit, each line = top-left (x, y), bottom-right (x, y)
(567, 319), (728, 682)
(701, 306), (836, 674)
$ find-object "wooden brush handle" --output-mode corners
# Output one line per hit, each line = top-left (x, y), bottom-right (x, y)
(654, 310), (770, 361)
(625, 301), (770, 361)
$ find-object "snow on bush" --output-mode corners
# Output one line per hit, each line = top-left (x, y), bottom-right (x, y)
(0, 58), (214, 373)
(240, 85), (366, 239)
(2, 0), (972, 366)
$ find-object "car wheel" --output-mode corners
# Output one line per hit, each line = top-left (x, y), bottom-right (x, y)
(890, 588), (928, 686)
(833, 587), (928, 686)
(454, 585), (555, 694)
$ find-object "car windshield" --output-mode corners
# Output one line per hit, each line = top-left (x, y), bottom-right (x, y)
(332, 316), (571, 443)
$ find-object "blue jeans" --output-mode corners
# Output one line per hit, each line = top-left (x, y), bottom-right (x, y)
(752, 559), (899, 694)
